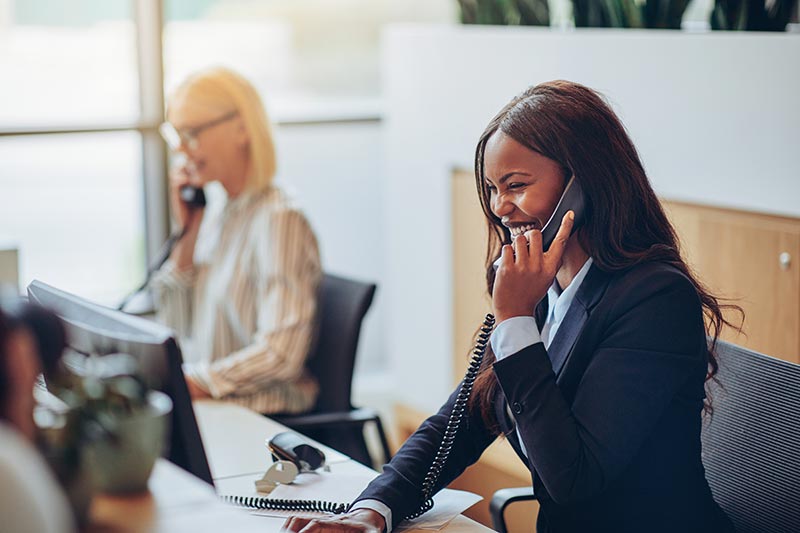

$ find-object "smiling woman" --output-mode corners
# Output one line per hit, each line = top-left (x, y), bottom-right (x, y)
(284, 80), (741, 533)
(149, 67), (322, 416)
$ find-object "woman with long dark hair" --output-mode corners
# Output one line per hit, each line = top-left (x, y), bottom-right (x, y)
(285, 81), (738, 533)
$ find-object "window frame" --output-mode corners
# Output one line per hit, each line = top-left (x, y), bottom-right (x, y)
(0, 0), (170, 267)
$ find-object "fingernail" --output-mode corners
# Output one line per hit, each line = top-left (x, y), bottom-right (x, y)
(567, 211), (575, 221)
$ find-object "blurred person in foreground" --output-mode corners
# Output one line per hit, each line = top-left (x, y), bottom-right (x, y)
(0, 299), (74, 533)
(152, 67), (322, 415)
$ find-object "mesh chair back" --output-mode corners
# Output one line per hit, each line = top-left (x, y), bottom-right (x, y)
(306, 273), (376, 413)
(702, 340), (800, 533)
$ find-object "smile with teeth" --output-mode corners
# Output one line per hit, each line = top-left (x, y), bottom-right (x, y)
(508, 223), (539, 238)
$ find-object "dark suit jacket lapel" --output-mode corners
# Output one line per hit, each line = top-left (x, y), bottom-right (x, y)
(492, 265), (612, 490)
(492, 265), (611, 464)
(552, 264), (611, 379)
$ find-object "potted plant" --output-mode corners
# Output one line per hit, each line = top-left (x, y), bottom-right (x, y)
(710, 0), (795, 31)
(457, 0), (550, 25)
(572, 0), (691, 29)
(36, 351), (172, 522)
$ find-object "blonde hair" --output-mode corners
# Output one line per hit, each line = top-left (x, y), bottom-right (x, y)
(167, 67), (277, 190)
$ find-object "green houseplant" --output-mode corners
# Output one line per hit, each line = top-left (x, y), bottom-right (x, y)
(37, 352), (172, 521)
(572, 0), (691, 29)
(457, 0), (550, 25)
(710, 0), (795, 31)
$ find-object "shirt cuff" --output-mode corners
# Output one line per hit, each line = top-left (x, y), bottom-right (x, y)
(152, 259), (197, 288)
(490, 316), (541, 361)
(183, 362), (222, 398)
(350, 499), (392, 533)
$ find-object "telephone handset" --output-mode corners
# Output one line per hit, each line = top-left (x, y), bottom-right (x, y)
(179, 184), (207, 208)
(268, 431), (327, 472)
(221, 315), (497, 521)
(117, 160), (205, 312)
(493, 175), (586, 271)
(117, 182), (206, 311)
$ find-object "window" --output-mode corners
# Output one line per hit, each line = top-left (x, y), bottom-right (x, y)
(0, 0), (455, 304)
(162, 0), (456, 118)
(0, 0), (154, 305)
(0, 133), (144, 304)
(0, 0), (139, 127)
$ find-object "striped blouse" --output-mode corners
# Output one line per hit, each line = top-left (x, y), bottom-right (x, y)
(151, 185), (322, 414)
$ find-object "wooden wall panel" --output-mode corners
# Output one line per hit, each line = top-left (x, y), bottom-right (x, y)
(664, 201), (800, 363)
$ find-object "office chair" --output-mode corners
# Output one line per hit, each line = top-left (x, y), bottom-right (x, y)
(272, 273), (392, 468)
(489, 340), (800, 533)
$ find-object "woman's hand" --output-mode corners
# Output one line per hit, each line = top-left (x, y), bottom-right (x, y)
(492, 211), (575, 324)
(282, 509), (386, 533)
(185, 375), (211, 400)
(168, 160), (205, 270)
(169, 162), (204, 232)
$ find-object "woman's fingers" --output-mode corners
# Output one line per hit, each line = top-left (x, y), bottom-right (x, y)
(512, 233), (529, 265)
(499, 243), (514, 270)
(524, 229), (543, 270)
(282, 514), (381, 533)
(283, 516), (312, 532)
(544, 211), (575, 269)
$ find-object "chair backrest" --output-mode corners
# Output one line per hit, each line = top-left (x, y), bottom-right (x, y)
(701, 340), (800, 533)
(306, 273), (376, 413)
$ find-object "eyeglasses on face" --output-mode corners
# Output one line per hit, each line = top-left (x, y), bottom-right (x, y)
(159, 110), (239, 151)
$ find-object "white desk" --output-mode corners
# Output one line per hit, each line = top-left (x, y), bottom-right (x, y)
(192, 399), (352, 480)
(194, 400), (491, 532)
(87, 400), (490, 532)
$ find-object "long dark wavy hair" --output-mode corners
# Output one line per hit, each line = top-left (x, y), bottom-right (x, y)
(468, 80), (743, 429)
(0, 310), (9, 420)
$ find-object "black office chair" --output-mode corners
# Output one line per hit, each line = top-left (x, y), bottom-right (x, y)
(489, 340), (800, 533)
(272, 273), (392, 468)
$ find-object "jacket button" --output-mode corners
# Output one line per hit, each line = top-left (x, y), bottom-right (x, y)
(512, 402), (523, 415)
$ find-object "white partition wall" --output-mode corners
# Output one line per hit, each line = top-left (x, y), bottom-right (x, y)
(381, 25), (800, 412)
(0, 244), (19, 291)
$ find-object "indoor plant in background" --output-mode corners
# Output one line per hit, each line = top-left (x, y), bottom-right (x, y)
(457, 0), (550, 25)
(36, 352), (172, 523)
(710, 0), (795, 30)
(572, 0), (691, 28)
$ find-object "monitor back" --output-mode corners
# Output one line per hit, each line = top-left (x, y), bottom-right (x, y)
(28, 280), (214, 486)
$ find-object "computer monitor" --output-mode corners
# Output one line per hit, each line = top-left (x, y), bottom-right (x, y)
(27, 280), (214, 486)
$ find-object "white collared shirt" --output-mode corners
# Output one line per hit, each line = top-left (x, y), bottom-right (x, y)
(491, 257), (594, 363)
(151, 185), (322, 414)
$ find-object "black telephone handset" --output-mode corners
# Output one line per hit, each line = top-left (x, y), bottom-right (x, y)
(268, 431), (326, 472)
(493, 175), (586, 271)
(179, 184), (207, 208)
(116, 183), (206, 311)
(540, 175), (585, 252)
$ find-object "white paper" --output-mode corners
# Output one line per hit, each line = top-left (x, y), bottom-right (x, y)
(397, 489), (483, 531)
(269, 471), (378, 502)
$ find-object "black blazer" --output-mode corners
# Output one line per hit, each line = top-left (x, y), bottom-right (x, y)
(355, 262), (734, 533)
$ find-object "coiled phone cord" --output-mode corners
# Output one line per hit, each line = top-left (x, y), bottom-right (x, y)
(221, 494), (348, 515)
(222, 313), (496, 521)
(116, 226), (187, 311)
(403, 313), (495, 520)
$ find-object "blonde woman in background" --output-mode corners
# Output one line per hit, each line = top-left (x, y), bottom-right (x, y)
(152, 67), (322, 415)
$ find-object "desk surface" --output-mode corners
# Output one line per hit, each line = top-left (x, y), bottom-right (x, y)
(88, 400), (491, 532)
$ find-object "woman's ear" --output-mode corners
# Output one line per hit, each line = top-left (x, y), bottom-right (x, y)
(235, 118), (249, 147)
